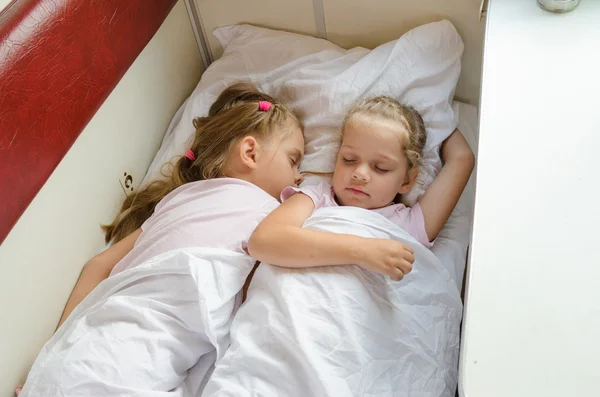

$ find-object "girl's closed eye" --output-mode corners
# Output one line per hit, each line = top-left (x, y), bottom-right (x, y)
(375, 165), (389, 173)
(342, 157), (357, 163)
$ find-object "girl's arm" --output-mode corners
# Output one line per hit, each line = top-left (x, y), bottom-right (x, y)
(56, 228), (141, 329)
(248, 194), (414, 280)
(419, 128), (475, 241)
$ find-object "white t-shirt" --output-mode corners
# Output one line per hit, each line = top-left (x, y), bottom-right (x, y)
(111, 178), (279, 275)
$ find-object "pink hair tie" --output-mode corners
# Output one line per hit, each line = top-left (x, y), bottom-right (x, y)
(258, 101), (272, 112)
(184, 149), (196, 161)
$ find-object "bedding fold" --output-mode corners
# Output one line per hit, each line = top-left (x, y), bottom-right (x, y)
(202, 206), (463, 397)
(19, 248), (256, 397)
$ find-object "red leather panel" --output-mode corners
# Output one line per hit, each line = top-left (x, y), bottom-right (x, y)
(0, 0), (177, 244)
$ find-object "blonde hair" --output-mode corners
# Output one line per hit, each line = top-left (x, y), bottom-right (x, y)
(342, 96), (426, 170)
(103, 83), (301, 244)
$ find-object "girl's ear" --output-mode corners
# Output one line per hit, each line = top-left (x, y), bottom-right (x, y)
(398, 167), (419, 194)
(238, 136), (260, 170)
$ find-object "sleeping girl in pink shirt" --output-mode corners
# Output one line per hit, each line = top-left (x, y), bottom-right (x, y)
(249, 96), (475, 281)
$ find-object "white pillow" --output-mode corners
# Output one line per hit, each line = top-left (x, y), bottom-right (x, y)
(145, 21), (463, 204)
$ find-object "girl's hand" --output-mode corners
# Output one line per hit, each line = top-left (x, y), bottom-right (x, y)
(358, 239), (414, 281)
(15, 385), (22, 395)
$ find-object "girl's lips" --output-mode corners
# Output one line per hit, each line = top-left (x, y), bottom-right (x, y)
(346, 186), (369, 196)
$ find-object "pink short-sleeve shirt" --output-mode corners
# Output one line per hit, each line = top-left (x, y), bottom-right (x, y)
(111, 178), (279, 275)
(282, 180), (433, 248)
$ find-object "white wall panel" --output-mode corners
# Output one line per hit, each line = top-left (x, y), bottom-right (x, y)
(323, 0), (484, 104)
(194, 0), (484, 105)
(195, 0), (319, 59)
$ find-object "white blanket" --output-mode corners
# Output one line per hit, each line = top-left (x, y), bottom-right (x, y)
(20, 248), (256, 397)
(201, 207), (463, 397)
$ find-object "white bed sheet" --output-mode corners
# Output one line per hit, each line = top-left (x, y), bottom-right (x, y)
(202, 206), (465, 396)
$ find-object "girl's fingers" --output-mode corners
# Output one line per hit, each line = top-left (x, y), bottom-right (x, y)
(391, 270), (404, 281)
(394, 259), (412, 275)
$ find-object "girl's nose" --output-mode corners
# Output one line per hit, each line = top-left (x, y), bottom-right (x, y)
(351, 164), (370, 182)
